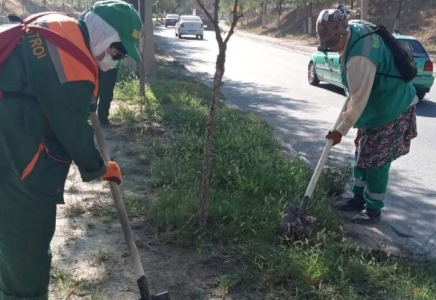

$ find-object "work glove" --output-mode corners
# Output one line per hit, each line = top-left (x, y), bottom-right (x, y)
(326, 130), (342, 146)
(101, 161), (122, 185)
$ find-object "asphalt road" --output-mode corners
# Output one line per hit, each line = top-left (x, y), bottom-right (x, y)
(154, 25), (436, 256)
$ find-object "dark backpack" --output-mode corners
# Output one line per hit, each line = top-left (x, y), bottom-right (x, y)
(347, 23), (417, 83)
(0, 12), (97, 86)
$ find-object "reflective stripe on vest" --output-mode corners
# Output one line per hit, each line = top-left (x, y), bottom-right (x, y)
(33, 14), (99, 97)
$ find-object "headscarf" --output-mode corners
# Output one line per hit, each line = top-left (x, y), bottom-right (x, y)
(316, 8), (349, 48)
(84, 11), (121, 58)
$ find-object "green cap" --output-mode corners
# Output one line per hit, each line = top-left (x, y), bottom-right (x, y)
(91, 0), (143, 61)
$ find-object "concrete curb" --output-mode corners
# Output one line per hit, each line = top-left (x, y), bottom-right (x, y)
(221, 25), (317, 54)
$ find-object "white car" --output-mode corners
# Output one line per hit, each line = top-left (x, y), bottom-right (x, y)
(175, 15), (204, 40)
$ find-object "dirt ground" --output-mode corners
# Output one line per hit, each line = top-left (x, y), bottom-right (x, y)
(48, 122), (254, 300)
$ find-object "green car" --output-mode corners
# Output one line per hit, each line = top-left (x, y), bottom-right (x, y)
(308, 33), (435, 100)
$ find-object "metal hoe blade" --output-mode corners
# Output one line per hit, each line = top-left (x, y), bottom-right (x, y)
(150, 292), (171, 300)
(137, 275), (171, 300)
(280, 197), (319, 240)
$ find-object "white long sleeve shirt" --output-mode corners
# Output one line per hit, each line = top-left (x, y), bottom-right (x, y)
(336, 56), (376, 136)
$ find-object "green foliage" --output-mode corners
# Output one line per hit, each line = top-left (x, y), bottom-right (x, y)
(113, 71), (436, 299)
(319, 160), (353, 197)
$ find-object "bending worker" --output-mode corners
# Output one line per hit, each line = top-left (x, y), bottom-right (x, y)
(316, 8), (418, 224)
(0, 1), (142, 299)
(79, 8), (120, 125)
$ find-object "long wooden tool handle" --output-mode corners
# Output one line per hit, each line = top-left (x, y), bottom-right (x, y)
(90, 113), (146, 280)
(298, 95), (350, 215)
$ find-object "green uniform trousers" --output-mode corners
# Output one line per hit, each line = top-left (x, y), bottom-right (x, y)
(0, 179), (56, 300)
(97, 68), (118, 122)
(351, 152), (391, 210)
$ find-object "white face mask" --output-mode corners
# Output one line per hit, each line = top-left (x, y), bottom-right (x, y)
(97, 51), (118, 72)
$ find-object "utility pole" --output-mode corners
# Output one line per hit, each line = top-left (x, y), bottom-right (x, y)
(139, 0), (156, 80)
(360, 0), (368, 21)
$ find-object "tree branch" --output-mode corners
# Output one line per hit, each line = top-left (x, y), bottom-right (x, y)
(195, 0), (223, 45)
(224, 0), (242, 44)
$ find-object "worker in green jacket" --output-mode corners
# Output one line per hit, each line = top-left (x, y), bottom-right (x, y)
(79, 9), (120, 125)
(98, 67), (119, 125)
(316, 7), (418, 224)
(0, 1), (142, 299)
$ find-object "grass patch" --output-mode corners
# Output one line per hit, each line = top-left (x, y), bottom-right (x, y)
(91, 248), (114, 266)
(113, 68), (436, 299)
(50, 268), (104, 300)
(64, 202), (86, 218)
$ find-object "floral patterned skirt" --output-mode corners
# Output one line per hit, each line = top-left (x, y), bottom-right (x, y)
(354, 105), (418, 169)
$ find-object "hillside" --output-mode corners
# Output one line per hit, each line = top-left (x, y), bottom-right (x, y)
(3, 0), (434, 55)
(0, 0), (87, 21)
(238, 0), (436, 55)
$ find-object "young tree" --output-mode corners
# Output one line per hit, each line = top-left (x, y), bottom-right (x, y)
(195, 0), (242, 226)
(260, 0), (268, 28)
(392, 0), (403, 32)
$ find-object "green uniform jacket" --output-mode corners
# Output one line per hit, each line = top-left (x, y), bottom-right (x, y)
(340, 21), (416, 129)
(0, 20), (106, 204)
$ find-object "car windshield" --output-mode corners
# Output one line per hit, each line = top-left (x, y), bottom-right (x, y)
(398, 39), (428, 58)
(182, 16), (201, 22)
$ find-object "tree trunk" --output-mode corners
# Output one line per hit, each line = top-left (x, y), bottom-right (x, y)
(1, 0), (6, 13)
(276, 1), (282, 29)
(308, 1), (313, 35)
(392, 0), (403, 33)
(197, 0), (241, 226)
(360, 0), (368, 21)
(350, 0), (354, 10)
(140, 0), (156, 80)
(199, 47), (226, 226)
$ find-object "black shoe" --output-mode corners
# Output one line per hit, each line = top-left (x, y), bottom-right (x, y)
(351, 208), (381, 224)
(99, 118), (110, 126)
(333, 195), (365, 212)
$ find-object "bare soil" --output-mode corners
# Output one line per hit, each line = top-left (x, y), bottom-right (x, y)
(49, 121), (252, 300)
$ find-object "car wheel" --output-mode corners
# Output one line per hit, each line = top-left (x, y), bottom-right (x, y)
(200, 35), (204, 40)
(178, 34), (182, 39)
(416, 89), (426, 101)
(165, 25), (168, 28)
(308, 62), (320, 86)
(175, 32), (178, 37)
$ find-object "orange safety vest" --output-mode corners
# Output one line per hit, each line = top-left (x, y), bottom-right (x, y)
(0, 12), (99, 98)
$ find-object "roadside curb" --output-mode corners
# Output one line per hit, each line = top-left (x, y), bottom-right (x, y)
(221, 25), (317, 54)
